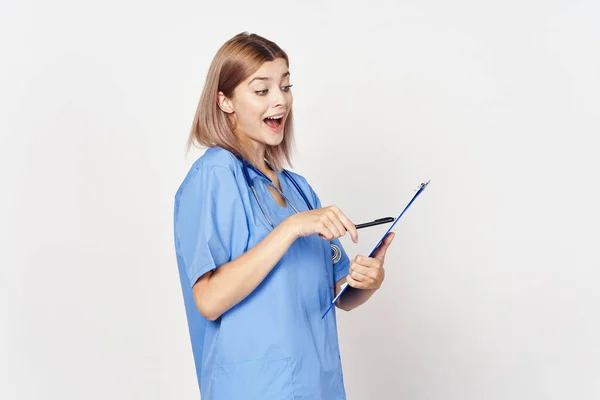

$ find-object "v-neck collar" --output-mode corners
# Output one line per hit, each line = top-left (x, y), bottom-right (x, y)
(264, 160), (285, 191)
(248, 159), (288, 210)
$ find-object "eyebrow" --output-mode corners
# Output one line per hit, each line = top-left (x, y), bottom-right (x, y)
(248, 71), (290, 85)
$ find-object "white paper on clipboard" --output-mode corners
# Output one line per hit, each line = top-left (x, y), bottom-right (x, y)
(321, 180), (431, 318)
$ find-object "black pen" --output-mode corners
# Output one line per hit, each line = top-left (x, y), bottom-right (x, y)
(355, 217), (395, 230)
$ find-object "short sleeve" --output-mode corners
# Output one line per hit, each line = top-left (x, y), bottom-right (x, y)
(174, 165), (250, 287)
(303, 178), (351, 284)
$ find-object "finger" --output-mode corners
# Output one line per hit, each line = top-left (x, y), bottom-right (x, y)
(350, 260), (379, 279)
(346, 274), (367, 289)
(350, 262), (377, 282)
(331, 206), (358, 243)
(321, 215), (342, 239)
(326, 211), (347, 240)
(355, 255), (381, 270)
(349, 267), (369, 283)
(317, 222), (335, 241)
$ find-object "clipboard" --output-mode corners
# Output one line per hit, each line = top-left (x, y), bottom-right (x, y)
(321, 180), (431, 318)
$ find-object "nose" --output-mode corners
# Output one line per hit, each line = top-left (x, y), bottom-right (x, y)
(273, 86), (289, 109)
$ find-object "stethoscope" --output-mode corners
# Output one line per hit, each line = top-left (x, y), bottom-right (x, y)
(239, 157), (313, 229)
(239, 157), (344, 264)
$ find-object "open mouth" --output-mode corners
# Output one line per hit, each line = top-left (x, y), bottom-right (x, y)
(263, 114), (284, 130)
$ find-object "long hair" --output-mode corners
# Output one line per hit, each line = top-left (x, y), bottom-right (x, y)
(187, 32), (295, 171)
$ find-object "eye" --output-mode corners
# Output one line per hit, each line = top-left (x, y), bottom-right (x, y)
(282, 84), (293, 92)
(255, 89), (268, 96)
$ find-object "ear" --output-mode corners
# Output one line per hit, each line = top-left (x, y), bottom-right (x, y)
(217, 91), (234, 114)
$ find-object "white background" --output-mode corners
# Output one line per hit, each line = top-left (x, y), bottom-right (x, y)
(2, 0), (599, 399)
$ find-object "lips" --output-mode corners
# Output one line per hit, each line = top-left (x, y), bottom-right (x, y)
(263, 114), (285, 132)
(264, 117), (282, 129)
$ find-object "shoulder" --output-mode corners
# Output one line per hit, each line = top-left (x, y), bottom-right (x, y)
(188, 146), (241, 176)
(197, 146), (241, 169)
(175, 147), (244, 201)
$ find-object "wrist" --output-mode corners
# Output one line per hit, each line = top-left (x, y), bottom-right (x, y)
(280, 215), (300, 241)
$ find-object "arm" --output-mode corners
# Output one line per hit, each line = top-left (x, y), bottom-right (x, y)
(192, 205), (358, 321)
(176, 164), (296, 321)
(192, 218), (297, 321)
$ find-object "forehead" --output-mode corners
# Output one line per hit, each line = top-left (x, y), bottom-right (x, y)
(246, 58), (290, 83)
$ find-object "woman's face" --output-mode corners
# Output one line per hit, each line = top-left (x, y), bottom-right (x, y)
(220, 58), (293, 152)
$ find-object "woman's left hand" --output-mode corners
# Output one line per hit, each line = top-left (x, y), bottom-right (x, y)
(346, 232), (395, 290)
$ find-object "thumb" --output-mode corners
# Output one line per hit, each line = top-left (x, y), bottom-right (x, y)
(373, 232), (395, 260)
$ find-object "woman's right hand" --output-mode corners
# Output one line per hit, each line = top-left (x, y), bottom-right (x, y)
(286, 206), (359, 243)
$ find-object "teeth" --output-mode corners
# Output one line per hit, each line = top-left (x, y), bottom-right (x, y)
(266, 115), (283, 120)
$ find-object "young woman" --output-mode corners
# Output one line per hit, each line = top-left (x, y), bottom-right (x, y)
(173, 32), (395, 400)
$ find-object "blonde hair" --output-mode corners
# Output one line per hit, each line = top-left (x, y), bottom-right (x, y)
(187, 32), (295, 171)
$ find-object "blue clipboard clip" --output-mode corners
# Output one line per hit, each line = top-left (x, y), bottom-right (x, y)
(321, 180), (431, 319)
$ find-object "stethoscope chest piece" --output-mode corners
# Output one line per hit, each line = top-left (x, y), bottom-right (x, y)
(330, 244), (342, 264)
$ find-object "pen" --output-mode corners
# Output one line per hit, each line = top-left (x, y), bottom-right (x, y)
(355, 217), (395, 230)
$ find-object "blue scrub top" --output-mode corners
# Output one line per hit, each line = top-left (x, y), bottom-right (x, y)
(173, 146), (351, 399)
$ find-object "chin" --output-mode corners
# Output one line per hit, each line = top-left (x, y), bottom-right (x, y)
(268, 134), (285, 147)
(261, 130), (285, 147)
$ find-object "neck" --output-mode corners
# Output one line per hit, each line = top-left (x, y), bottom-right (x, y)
(246, 142), (272, 175)
(235, 131), (273, 174)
